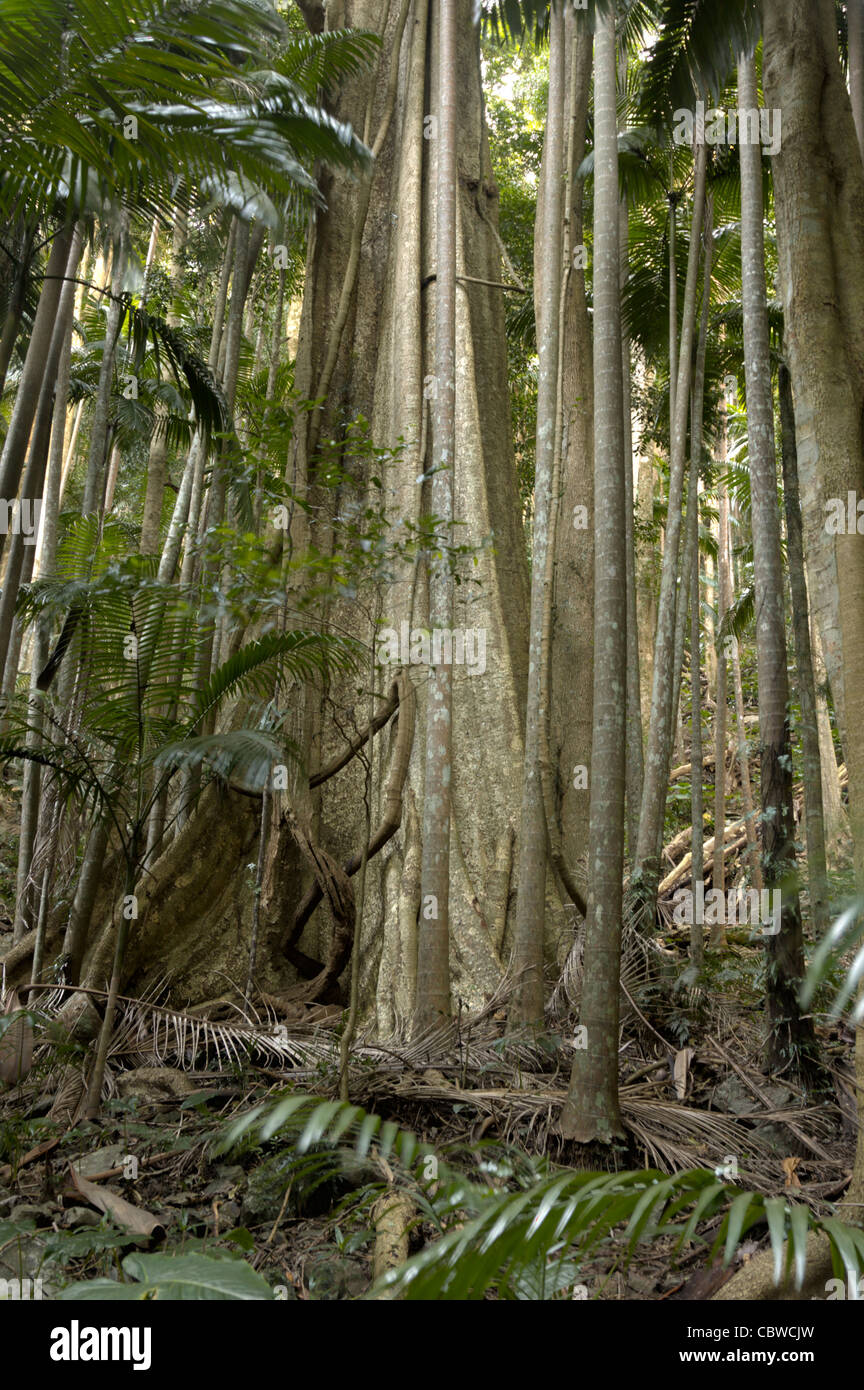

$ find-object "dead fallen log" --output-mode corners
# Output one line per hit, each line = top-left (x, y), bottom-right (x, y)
(668, 753), (717, 783)
(659, 821), (746, 896)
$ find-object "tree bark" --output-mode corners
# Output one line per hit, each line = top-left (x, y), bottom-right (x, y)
(778, 361), (830, 936)
(415, 0), (458, 1033)
(738, 52), (816, 1075)
(633, 140), (708, 911)
(510, 0), (566, 1029)
(560, 11), (626, 1143)
(0, 226), (74, 559)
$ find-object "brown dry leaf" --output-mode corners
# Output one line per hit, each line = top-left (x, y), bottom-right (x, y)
(0, 987), (33, 1085)
(68, 1165), (164, 1238)
(782, 1156), (801, 1189)
(673, 1047), (695, 1101)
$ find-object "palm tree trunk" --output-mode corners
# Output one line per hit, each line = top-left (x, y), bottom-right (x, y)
(140, 208), (187, 555)
(0, 227), (74, 557)
(0, 227), (81, 677)
(738, 53), (816, 1075)
(685, 199), (715, 970)
(559, 10), (626, 1143)
(13, 290), (76, 942)
(415, 0), (458, 1034)
(551, 17), (594, 900)
(621, 196), (643, 855)
(82, 225), (128, 516)
(728, 609), (762, 890)
(689, 478), (704, 972)
(509, 0), (565, 1030)
(778, 362), (830, 936)
(633, 139), (708, 909)
(849, 0), (864, 157)
(712, 463), (730, 947)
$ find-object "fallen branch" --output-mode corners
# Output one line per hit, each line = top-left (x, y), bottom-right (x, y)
(669, 753), (717, 782)
(658, 821), (746, 895)
(309, 678), (400, 788)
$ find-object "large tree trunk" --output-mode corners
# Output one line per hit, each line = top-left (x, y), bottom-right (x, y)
(71, 0), (532, 1027)
(291, 0), (533, 1032)
(761, 0), (864, 759)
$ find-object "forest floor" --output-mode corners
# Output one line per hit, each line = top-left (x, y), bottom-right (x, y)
(0, 775), (859, 1301)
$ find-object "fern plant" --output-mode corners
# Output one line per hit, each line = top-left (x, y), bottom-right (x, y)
(1, 515), (361, 1115)
(222, 1092), (864, 1301)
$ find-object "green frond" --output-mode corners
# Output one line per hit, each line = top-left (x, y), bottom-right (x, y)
(218, 1093), (864, 1302)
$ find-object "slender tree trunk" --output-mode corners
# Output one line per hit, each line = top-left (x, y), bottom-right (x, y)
(13, 284), (76, 942)
(633, 140), (708, 912)
(0, 228), (81, 677)
(83, 853), (138, 1118)
(551, 19), (594, 900)
(82, 226), (127, 516)
(738, 53), (816, 1075)
(668, 163), (678, 433)
(689, 476), (704, 973)
(560, 11), (626, 1143)
(635, 451), (657, 735)
(712, 460), (730, 947)
(0, 227), (74, 559)
(685, 201), (715, 971)
(849, 0), (864, 157)
(509, 0), (565, 1030)
(729, 615), (762, 890)
(140, 208), (187, 555)
(778, 362), (830, 936)
(666, 198), (713, 870)
(621, 196), (643, 855)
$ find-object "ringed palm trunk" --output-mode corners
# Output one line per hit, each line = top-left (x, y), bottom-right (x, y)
(510, 0), (566, 1030)
(621, 195), (643, 855)
(550, 19), (594, 907)
(14, 269), (77, 943)
(738, 53), (816, 1075)
(0, 226), (75, 559)
(685, 202), (715, 972)
(140, 207), (187, 555)
(82, 224), (128, 517)
(559, 11), (626, 1144)
(778, 362), (830, 937)
(711, 448), (730, 945)
(849, 0), (864, 157)
(0, 227), (82, 679)
(632, 139), (707, 914)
